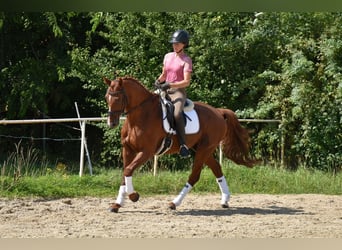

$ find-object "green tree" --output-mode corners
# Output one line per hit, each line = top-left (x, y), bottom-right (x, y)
(253, 13), (341, 170)
(1, 12), (341, 172)
(0, 12), (101, 162)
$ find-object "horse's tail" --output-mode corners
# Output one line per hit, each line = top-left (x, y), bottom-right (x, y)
(217, 108), (257, 168)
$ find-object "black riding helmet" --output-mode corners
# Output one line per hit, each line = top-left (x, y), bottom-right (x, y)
(169, 30), (190, 47)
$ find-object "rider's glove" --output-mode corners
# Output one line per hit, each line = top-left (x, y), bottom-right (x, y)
(159, 82), (171, 91)
(154, 79), (171, 91)
(154, 79), (161, 88)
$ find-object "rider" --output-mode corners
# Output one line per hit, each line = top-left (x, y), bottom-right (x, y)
(155, 30), (192, 158)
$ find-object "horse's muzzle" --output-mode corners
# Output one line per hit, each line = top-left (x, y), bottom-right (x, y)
(107, 114), (120, 128)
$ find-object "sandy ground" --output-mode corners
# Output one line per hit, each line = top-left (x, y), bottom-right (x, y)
(0, 194), (341, 238)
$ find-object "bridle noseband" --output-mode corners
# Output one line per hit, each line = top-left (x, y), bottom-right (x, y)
(106, 89), (127, 117)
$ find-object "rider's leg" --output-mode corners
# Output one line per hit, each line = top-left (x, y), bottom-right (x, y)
(169, 89), (190, 158)
(175, 111), (190, 157)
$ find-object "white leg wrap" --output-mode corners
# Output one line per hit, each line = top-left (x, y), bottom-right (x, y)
(216, 176), (230, 205)
(115, 185), (127, 206)
(172, 182), (192, 206)
(125, 176), (134, 194)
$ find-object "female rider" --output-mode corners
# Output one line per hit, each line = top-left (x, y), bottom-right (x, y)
(155, 30), (192, 158)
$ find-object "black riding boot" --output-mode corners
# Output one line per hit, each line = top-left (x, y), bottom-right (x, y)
(175, 116), (190, 158)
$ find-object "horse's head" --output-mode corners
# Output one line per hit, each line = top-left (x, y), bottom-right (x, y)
(103, 77), (127, 128)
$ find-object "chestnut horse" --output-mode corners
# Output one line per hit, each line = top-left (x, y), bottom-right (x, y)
(104, 76), (256, 213)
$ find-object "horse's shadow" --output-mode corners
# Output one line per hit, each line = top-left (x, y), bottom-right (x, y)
(174, 205), (310, 217)
(119, 205), (311, 216)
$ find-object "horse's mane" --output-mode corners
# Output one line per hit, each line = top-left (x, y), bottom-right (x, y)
(119, 76), (155, 95)
(121, 76), (140, 83)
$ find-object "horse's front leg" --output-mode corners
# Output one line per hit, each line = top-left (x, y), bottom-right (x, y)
(109, 147), (151, 213)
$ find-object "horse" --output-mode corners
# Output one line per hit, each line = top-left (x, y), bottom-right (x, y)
(103, 76), (256, 213)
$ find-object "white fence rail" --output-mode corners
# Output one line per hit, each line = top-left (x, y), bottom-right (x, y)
(0, 117), (282, 176)
(1, 117), (114, 176)
(0, 117), (107, 124)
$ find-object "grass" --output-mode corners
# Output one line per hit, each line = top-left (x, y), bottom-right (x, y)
(0, 162), (341, 198)
(0, 143), (340, 198)
(0, 142), (51, 177)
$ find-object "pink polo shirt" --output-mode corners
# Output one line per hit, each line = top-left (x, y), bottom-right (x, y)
(163, 52), (192, 83)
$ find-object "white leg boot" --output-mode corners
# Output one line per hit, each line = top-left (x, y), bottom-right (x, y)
(125, 176), (134, 194)
(172, 182), (193, 207)
(109, 185), (127, 212)
(115, 185), (127, 207)
(216, 176), (230, 208)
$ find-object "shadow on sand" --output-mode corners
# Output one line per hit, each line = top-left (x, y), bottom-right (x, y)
(174, 205), (310, 217)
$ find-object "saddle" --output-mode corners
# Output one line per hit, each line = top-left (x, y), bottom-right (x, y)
(155, 90), (200, 156)
(161, 98), (199, 134)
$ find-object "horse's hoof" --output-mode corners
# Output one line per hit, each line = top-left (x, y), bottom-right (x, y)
(109, 203), (121, 213)
(128, 192), (140, 202)
(168, 202), (176, 210)
(221, 203), (229, 209)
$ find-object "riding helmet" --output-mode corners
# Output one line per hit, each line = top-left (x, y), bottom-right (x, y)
(169, 30), (190, 47)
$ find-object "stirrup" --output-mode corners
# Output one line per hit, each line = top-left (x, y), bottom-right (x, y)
(179, 144), (190, 158)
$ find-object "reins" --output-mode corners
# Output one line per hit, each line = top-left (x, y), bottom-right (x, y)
(107, 87), (156, 116)
(124, 94), (157, 116)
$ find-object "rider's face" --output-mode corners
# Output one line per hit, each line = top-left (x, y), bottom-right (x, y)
(172, 42), (185, 53)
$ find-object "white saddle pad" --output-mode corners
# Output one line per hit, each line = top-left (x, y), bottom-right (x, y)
(161, 104), (200, 135)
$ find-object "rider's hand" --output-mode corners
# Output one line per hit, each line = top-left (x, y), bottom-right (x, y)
(159, 82), (170, 91)
(154, 79), (161, 88)
(154, 80), (170, 91)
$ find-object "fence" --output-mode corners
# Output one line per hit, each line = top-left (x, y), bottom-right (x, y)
(0, 117), (282, 177)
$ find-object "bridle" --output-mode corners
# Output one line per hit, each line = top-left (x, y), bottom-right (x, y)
(106, 88), (127, 118)
(106, 86), (156, 118)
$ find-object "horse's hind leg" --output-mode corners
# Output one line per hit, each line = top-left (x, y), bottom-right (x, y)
(205, 154), (230, 208)
(169, 182), (193, 210)
(168, 158), (205, 210)
(169, 146), (215, 210)
(216, 176), (230, 208)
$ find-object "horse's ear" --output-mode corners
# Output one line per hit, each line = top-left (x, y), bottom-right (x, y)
(103, 77), (111, 86)
(117, 77), (123, 86)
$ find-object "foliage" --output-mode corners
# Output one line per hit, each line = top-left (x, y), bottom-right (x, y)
(0, 12), (341, 172)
